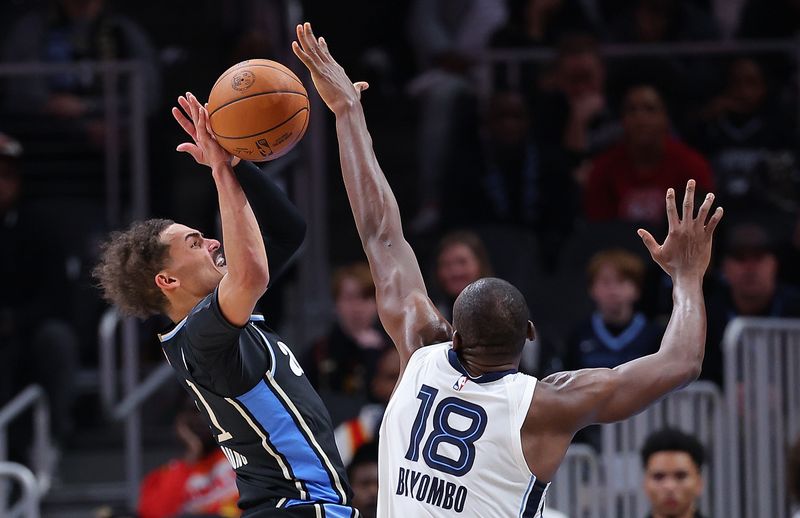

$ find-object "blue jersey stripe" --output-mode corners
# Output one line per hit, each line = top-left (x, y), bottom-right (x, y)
(238, 380), (340, 503)
(285, 499), (355, 517)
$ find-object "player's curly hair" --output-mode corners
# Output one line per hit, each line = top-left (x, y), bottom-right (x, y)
(92, 218), (174, 318)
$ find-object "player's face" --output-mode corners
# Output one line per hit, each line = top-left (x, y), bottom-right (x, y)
(335, 277), (377, 333)
(350, 461), (379, 518)
(437, 244), (482, 298)
(644, 451), (703, 518)
(590, 264), (639, 317)
(160, 223), (226, 298)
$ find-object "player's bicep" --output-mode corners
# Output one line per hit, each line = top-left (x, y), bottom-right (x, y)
(364, 236), (452, 365)
(217, 272), (265, 327)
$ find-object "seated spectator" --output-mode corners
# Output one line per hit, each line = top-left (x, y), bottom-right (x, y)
(641, 428), (707, 518)
(536, 36), (620, 170)
(138, 405), (239, 518)
(347, 442), (379, 518)
(443, 90), (568, 230)
(303, 262), (390, 404)
(606, 0), (721, 119)
(565, 249), (662, 371)
(584, 83), (714, 226)
(334, 348), (399, 466)
(406, 0), (508, 234)
(693, 57), (798, 220)
(0, 132), (79, 460)
(704, 222), (800, 386)
(0, 0), (160, 138)
(430, 231), (493, 321)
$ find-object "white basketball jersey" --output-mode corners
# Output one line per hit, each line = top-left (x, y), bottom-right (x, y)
(378, 342), (549, 517)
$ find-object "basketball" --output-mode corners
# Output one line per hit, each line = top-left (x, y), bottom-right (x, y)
(207, 59), (309, 162)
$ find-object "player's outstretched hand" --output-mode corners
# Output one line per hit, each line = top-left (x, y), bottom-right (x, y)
(638, 179), (724, 280)
(292, 22), (369, 115)
(172, 92), (239, 169)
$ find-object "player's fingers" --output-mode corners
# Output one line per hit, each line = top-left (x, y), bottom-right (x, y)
(637, 229), (661, 259)
(292, 41), (313, 69)
(196, 106), (211, 143)
(665, 188), (679, 230)
(695, 192), (715, 226)
(682, 179), (696, 221)
(176, 143), (202, 163)
(186, 92), (200, 125)
(177, 95), (192, 117)
(203, 103), (214, 137)
(298, 23), (318, 58)
(354, 81), (369, 92)
(171, 106), (197, 140)
(705, 207), (724, 235)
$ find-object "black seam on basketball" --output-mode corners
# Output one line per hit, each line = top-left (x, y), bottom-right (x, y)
(285, 106), (310, 149)
(212, 107), (309, 139)
(212, 63), (305, 91)
(208, 90), (308, 118)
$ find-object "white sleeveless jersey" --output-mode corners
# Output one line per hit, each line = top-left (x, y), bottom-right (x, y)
(378, 342), (549, 517)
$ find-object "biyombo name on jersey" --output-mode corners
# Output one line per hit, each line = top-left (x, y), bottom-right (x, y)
(395, 467), (468, 512)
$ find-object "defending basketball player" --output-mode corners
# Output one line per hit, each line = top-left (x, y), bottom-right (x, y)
(293, 22), (723, 516)
(94, 93), (358, 517)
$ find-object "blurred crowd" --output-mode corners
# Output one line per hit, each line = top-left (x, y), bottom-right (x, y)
(1, 0), (800, 516)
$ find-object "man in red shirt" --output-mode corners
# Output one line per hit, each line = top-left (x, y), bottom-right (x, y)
(585, 84), (713, 224)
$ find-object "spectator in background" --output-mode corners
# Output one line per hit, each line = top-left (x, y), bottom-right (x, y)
(0, 132), (78, 458)
(431, 231), (493, 321)
(704, 222), (800, 386)
(641, 428), (707, 518)
(534, 35), (620, 188)
(1, 0), (160, 146)
(565, 249), (662, 371)
(302, 262), (390, 412)
(607, 0), (721, 120)
(138, 405), (239, 518)
(406, 0), (507, 234)
(334, 348), (399, 465)
(693, 57), (799, 221)
(347, 442), (379, 518)
(585, 84), (714, 226)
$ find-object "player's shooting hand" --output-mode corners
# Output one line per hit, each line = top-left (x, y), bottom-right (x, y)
(638, 179), (724, 281)
(172, 92), (239, 169)
(292, 22), (369, 115)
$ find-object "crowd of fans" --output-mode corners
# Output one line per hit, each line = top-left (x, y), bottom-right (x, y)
(1, 0), (800, 516)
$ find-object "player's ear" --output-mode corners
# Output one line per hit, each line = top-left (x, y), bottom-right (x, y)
(452, 330), (462, 351)
(155, 271), (180, 292)
(527, 321), (536, 342)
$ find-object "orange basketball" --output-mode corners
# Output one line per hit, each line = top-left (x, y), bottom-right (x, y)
(207, 59), (309, 162)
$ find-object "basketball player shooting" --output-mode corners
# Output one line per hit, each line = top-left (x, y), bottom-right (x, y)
(293, 22), (723, 516)
(93, 94), (358, 517)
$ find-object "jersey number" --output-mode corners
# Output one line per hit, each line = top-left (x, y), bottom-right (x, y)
(404, 384), (487, 477)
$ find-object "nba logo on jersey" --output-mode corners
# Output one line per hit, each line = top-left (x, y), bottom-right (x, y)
(453, 375), (468, 391)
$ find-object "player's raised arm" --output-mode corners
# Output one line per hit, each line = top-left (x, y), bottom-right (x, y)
(292, 23), (452, 367)
(532, 180), (723, 435)
(172, 94), (269, 326)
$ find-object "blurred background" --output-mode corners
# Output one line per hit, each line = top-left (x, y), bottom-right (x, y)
(0, 0), (799, 516)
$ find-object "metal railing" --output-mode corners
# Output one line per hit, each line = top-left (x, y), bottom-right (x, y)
(723, 317), (800, 518)
(0, 385), (51, 516)
(600, 381), (726, 518)
(0, 462), (40, 518)
(0, 60), (150, 226)
(548, 444), (602, 518)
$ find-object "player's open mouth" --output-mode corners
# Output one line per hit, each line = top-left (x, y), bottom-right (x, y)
(214, 250), (226, 267)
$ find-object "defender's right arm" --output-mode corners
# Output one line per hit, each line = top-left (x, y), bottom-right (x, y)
(293, 23), (452, 368)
